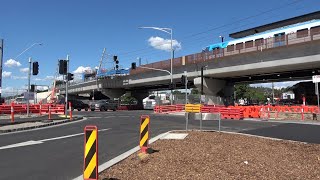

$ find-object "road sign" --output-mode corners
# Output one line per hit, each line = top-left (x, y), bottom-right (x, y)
(83, 126), (98, 180)
(312, 75), (320, 83)
(23, 92), (34, 100)
(139, 115), (150, 153)
(185, 104), (201, 113)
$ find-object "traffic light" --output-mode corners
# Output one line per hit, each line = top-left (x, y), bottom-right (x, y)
(131, 62), (136, 70)
(32, 61), (39, 75)
(113, 56), (119, 70)
(181, 75), (186, 85)
(30, 84), (35, 92)
(59, 60), (67, 75)
(169, 82), (176, 90)
(67, 73), (74, 81)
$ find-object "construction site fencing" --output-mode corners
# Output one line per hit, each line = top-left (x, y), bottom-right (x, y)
(168, 94), (224, 105)
(154, 103), (320, 121)
(0, 103), (65, 115)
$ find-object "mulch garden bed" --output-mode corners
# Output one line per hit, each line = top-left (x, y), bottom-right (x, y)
(99, 131), (320, 180)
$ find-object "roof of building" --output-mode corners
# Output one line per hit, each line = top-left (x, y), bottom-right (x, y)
(229, 11), (320, 39)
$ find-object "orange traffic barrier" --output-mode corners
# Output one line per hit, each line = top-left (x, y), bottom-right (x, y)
(11, 102), (14, 123)
(48, 106), (52, 120)
(69, 102), (72, 120)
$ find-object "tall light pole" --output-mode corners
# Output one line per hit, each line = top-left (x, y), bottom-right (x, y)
(0, 39), (4, 102)
(139, 26), (174, 105)
(27, 57), (32, 116)
(14, 43), (42, 60)
(6, 43), (42, 114)
(219, 35), (224, 43)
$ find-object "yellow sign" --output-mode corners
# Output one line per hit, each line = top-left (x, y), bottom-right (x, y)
(140, 115), (150, 153)
(84, 126), (98, 180)
(185, 104), (201, 113)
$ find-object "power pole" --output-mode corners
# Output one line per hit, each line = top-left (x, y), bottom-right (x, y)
(272, 82), (275, 104)
(65, 55), (69, 117)
(27, 57), (32, 117)
(0, 39), (3, 102)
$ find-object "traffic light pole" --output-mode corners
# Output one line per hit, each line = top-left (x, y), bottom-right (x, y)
(65, 55), (69, 118)
(27, 57), (32, 117)
(184, 71), (188, 104)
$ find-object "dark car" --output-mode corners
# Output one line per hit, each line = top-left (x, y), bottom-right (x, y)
(68, 99), (90, 111)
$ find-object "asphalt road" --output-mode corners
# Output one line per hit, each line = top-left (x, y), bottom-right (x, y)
(0, 110), (319, 180)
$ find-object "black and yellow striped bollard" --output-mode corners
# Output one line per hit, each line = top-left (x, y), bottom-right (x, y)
(139, 115), (150, 153)
(83, 126), (98, 180)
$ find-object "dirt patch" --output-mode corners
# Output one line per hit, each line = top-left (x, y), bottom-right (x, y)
(99, 131), (320, 180)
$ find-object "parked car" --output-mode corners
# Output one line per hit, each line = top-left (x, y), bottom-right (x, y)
(68, 99), (90, 111)
(90, 99), (118, 111)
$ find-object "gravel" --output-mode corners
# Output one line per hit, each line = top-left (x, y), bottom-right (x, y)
(99, 131), (320, 180)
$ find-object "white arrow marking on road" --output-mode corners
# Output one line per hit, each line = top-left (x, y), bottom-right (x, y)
(0, 128), (110, 150)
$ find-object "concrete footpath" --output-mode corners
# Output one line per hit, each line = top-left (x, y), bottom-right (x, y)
(0, 114), (82, 133)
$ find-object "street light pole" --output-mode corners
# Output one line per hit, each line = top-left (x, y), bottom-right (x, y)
(65, 55), (69, 117)
(0, 39), (3, 102)
(170, 29), (173, 105)
(14, 43), (42, 60)
(27, 57), (32, 117)
(139, 26), (174, 105)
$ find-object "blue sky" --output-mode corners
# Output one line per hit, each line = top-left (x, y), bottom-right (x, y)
(0, 0), (319, 95)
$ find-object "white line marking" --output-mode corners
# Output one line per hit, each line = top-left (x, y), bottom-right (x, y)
(0, 117), (88, 136)
(0, 128), (110, 150)
(0, 140), (43, 150)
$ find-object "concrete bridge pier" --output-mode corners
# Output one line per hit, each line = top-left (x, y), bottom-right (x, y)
(100, 89), (126, 99)
(131, 90), (149, 109)
(193, 77), (234, 106)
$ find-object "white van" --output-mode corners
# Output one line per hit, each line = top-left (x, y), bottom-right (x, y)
(143, 94), (169, 110)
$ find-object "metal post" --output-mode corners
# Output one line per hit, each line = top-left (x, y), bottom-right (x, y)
(0, 39), (3, 101)
(272, 82), (275, 104)
(27, 57), (32, 117)
(185, 112), (188, 131)
(218, 112), (221, 132)
(65, 55), (69, 117)
(184, 71), (187, 104)
(200, 112), (202, 131)
(185, 71), (188, 131)
(170, 29), (173, 105)
(201, 66), (204, 95)
(317, 82), (320, 113)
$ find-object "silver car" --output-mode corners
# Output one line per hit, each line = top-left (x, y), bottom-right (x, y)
(90, 100), (118, 111)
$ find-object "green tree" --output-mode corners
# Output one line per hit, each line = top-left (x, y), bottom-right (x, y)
(191, 88), (199, 94)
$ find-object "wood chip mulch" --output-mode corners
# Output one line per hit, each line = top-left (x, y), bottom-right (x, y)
(99, 131), (320, 180)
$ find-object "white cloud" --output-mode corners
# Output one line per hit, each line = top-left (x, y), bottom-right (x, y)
(4, 59), (22, 67)
(73, 66), (92, 74)
(2, 71), (12, 78)
(34, 78), (43, 81)
(20, 68), (29, 73)
(37, 86), (49, 91)
(148, 36), (181, 52)
(45, 76), (54, 80)
(55, 75), (64, 80)
(12, 76), (27, 80)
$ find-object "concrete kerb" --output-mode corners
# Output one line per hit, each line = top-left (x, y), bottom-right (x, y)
(0, 116), (84, 134)
(73, 128), (314, 180)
